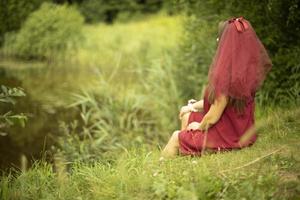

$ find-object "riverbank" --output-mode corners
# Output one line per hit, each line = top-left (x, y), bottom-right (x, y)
(1, 107), (299, 199)
(0, 15), (183, 170)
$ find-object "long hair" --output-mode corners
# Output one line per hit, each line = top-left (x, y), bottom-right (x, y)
(207, 18), (272, 113)
(207, 84), (246, 113)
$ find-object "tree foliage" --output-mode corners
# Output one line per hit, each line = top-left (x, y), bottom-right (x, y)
(77, 0), (172, 23)
(0, 0), (174, 48)
(0, 0), (49, 46)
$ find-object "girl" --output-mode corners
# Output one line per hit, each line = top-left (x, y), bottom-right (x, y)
(162, 17), (272, 157)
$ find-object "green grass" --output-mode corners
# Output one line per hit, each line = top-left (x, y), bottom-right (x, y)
(0, 14), (183, 106)
(1, 107), (299, 200)
(0, 14), (299, 199)
(0, 15), (184, 169)
(77, 14), (182, 68)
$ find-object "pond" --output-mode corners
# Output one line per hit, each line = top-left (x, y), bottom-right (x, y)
(0, 63), (77, 171)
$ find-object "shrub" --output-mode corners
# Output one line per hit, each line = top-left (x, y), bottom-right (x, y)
(0, 85), (27, 129)
(0, 0), (48, 46)
(174, 16), (217, 99)
(3, 2), (84, 61)
(78, 0), (174, 24)
(78, 0), (110, 23)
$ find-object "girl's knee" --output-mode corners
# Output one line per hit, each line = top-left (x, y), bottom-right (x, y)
(172, 130), (180, 136)
(172, 130), (180, 141)
(181, 112), (190, 130)
(181, 112), (190, 121)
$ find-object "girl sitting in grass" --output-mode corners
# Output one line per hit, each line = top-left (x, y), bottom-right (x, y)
(162, 17), (272, 157)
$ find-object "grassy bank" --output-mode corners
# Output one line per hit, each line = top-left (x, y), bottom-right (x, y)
(0, 14), (183, 170)
(1, 107), (299, 199)
(1, 14), (299, 199)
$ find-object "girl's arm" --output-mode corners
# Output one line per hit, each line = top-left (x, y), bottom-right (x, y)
(198, 95), (228, 131)
(191, 99), (204, 111)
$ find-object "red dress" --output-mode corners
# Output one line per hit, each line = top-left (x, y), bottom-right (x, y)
(178, 89), (257, 156)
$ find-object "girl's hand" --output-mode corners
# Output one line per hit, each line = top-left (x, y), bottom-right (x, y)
(198, 121), (209, 132)
(187, 122), (200, 131)
(187, 121), (210, 132)
(179, 105), (191, 119)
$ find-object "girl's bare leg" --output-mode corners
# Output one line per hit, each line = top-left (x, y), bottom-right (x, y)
(161, 130), (180, 158)
(181, 112), (191, 131)
(161, 112), (191, 158)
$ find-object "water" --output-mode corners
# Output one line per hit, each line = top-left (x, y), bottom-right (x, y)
(0, 65), (76, 171)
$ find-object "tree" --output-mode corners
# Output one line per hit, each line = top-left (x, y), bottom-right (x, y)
(0, 0), (48, 46)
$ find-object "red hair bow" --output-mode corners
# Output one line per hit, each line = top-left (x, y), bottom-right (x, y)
(229, 17), (249, 32)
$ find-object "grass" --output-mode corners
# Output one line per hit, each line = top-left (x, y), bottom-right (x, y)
(77, 14), (182, 68)
(1, 107), (299, 200)
(0, 14), (184, 172)
(0, 15), (184, 166)
(0, 14), (299, 199)
(0, 14), (183, 106)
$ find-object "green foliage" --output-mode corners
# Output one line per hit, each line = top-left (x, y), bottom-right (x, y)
(174, 16), (217, 98)
(75, 15), (182, 75)
(0, 0), (175, 48)
(3, 2), (84, 60)
(78, 0), (173, 23)
(54, 56), (181, 163)
(78, 0), (110, 23)
(0, 10), (299, 199)
(0, 15), (183, 168)
(1, 107), (300, 199)
(259, 46), (300, 106)
(0, 85), (27, 131)
(177, 0), (300, 105)
(0, 85), (25, 104)
(0, 0), (48, 46)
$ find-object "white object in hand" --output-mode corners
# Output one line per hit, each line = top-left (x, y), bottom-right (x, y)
(188, 102), (197, 112)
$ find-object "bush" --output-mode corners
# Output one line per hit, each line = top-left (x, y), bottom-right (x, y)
(78, 0), (174, 24)
(0, 85), (27, 129)
(78, 0), (111, 23)
(0, 0), (48, 46)
(174, 16), (217, 99)
(3, 2), (84, 60)
(176, 0), (300, 105)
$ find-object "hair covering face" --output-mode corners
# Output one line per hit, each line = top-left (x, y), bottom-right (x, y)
(208, 17), (272, 100)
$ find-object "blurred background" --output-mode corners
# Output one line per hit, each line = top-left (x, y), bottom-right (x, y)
(0, 0), (299, 171)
